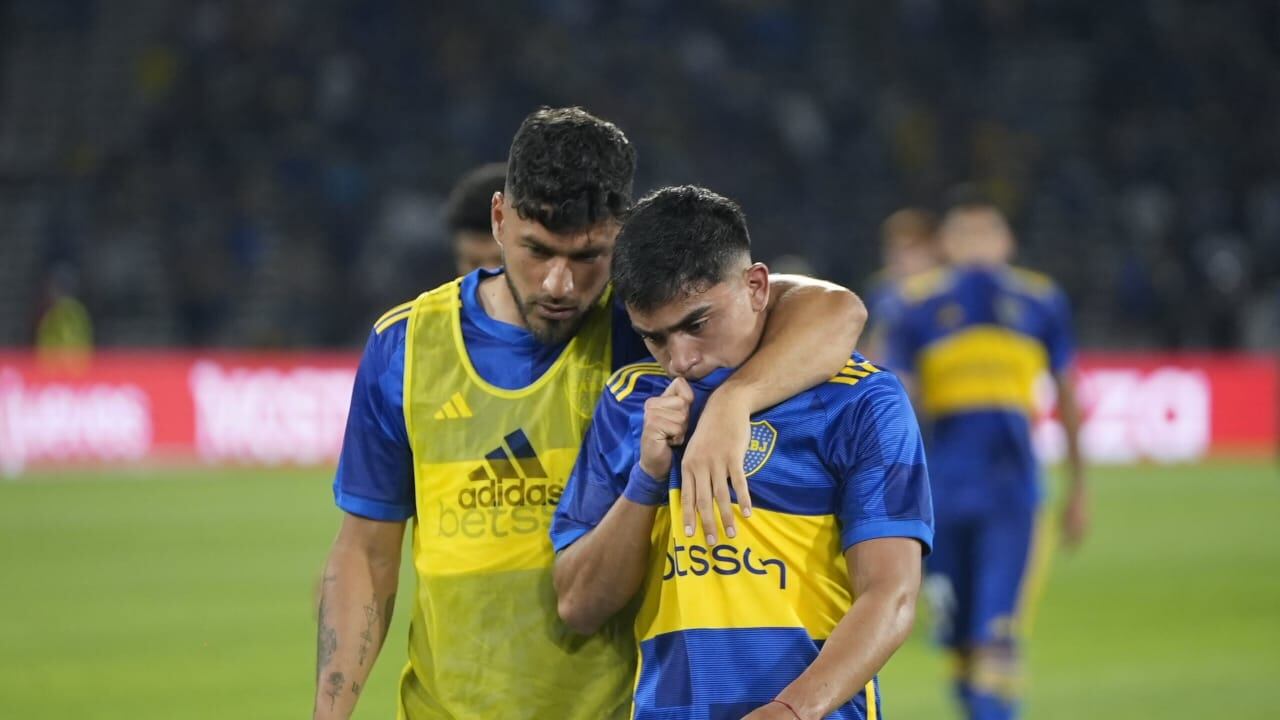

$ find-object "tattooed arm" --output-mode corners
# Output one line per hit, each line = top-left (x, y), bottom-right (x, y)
(313, 512), (405, 719)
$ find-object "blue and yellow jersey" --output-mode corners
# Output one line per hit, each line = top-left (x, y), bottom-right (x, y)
(552, 355), (934, 720)
(332, 267), (653, 719)
(859, 272), (906, 360)
(884, 264), (1074, 518)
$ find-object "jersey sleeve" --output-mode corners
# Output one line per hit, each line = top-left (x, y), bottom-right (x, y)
(883, 302), (921, 376)
(1043, 287), (1076, 373)
(610, 298), (651, 370)
(332, 322), (415, 521)
(822, 373), (934, 553)
(550, 386), (640, 552)
(868, 283), (906, 332)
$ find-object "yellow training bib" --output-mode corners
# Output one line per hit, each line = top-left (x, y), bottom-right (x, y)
(396, 278), (634, 720)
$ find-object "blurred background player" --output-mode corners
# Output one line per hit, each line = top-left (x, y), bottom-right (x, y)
(444, 162), (506, 275)
(552, 185), (932, 720)
(34, 264), (93, 367)
(863, 208), (941, 361)
(884, 185), (1087, 720)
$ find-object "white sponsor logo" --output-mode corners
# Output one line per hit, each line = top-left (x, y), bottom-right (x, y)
(189, 361), (354, 465)
(1034, 367), (1211, 464)
(0, 369), (152, 475)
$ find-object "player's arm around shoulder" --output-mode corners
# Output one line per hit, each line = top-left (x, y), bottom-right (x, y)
(552, 369), (686, 635)
(680, 275), (867, 546)
(717, 274), (867, 409)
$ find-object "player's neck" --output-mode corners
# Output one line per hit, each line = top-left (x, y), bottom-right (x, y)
(476, 273), (529, 328)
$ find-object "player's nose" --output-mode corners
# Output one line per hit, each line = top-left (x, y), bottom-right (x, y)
(667, 337), (700, 377)
(542, 258), (575, 298)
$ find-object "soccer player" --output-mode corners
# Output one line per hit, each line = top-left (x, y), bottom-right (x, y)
(552, 186), (934, 720)
(883, 186), (1088, 720)
(313, 109), (869, 719)
(445, 162), (507, 275)
(861, 208), (941, 361)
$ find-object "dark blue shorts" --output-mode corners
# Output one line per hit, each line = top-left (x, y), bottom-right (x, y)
(925, 505), (1047, 649)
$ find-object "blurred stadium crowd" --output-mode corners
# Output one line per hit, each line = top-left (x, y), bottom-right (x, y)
(1, 0), (1277, 349)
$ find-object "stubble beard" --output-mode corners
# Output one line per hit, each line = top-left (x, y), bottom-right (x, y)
(503, 271), (601, 346)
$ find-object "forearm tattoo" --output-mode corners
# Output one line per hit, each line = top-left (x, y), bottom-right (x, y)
(316, 574), (338, 679)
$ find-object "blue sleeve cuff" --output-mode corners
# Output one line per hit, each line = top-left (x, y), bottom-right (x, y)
(551, 525), (590, 554)
(622, 464), (668, 506)
(335, 488), (415, 522)
(841, 518), (934, 555)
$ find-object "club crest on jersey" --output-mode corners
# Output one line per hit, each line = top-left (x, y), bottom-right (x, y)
(743, 421), (777, 477)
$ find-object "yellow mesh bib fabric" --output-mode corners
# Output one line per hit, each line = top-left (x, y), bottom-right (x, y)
(397, 278), (634, 719)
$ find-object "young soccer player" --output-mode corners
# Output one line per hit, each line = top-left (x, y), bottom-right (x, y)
(313, 109), (869, 719)
(861, 208), (941, 360)
(884, 185), (1088, 720)
(552, 185), (933, 720)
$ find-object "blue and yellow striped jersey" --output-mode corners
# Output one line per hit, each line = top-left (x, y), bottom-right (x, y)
(552, 354), (934, 719)
(884, 264), (1074, 518)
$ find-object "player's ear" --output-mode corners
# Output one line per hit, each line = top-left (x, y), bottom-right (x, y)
(744, 262), (769, 312)
(491, 191), (505, 246)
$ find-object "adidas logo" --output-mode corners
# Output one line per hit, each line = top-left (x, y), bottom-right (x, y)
(458, 429), (562, 508)
(434, 392), (474, 419)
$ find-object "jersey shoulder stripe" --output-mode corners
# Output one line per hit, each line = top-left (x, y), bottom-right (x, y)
(1004, 266), (1059, 298)
(897, 267), (954, 304)
(606, 361), (664, 392)
(376, 281), (467, 334)
(606, 362), (667, 402)
(373, 300), (415, 334)
(828, 359), (883, 386)
(374, 310), (411, 335)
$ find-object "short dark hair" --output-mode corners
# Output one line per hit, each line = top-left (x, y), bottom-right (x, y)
(505, 107), (637, 234)
(612, 185), (751, 312)
(446, 162), (506, 235)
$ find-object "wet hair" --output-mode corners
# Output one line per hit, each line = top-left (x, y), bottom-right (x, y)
(445, 162), (506, 235)
(505, 107), (636, 234)
(612, 185), (751, 312)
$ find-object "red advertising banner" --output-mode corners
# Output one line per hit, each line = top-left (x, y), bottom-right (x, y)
(0, 352), (357, 475)
(1033, 353), (1277, 465)
(0, 351), (1274, 475)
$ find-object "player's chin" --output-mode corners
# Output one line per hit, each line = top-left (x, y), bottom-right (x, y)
(527, 314), (585, 345)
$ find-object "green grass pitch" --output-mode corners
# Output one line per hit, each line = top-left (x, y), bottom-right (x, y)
(1, 460), (1276, 718)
